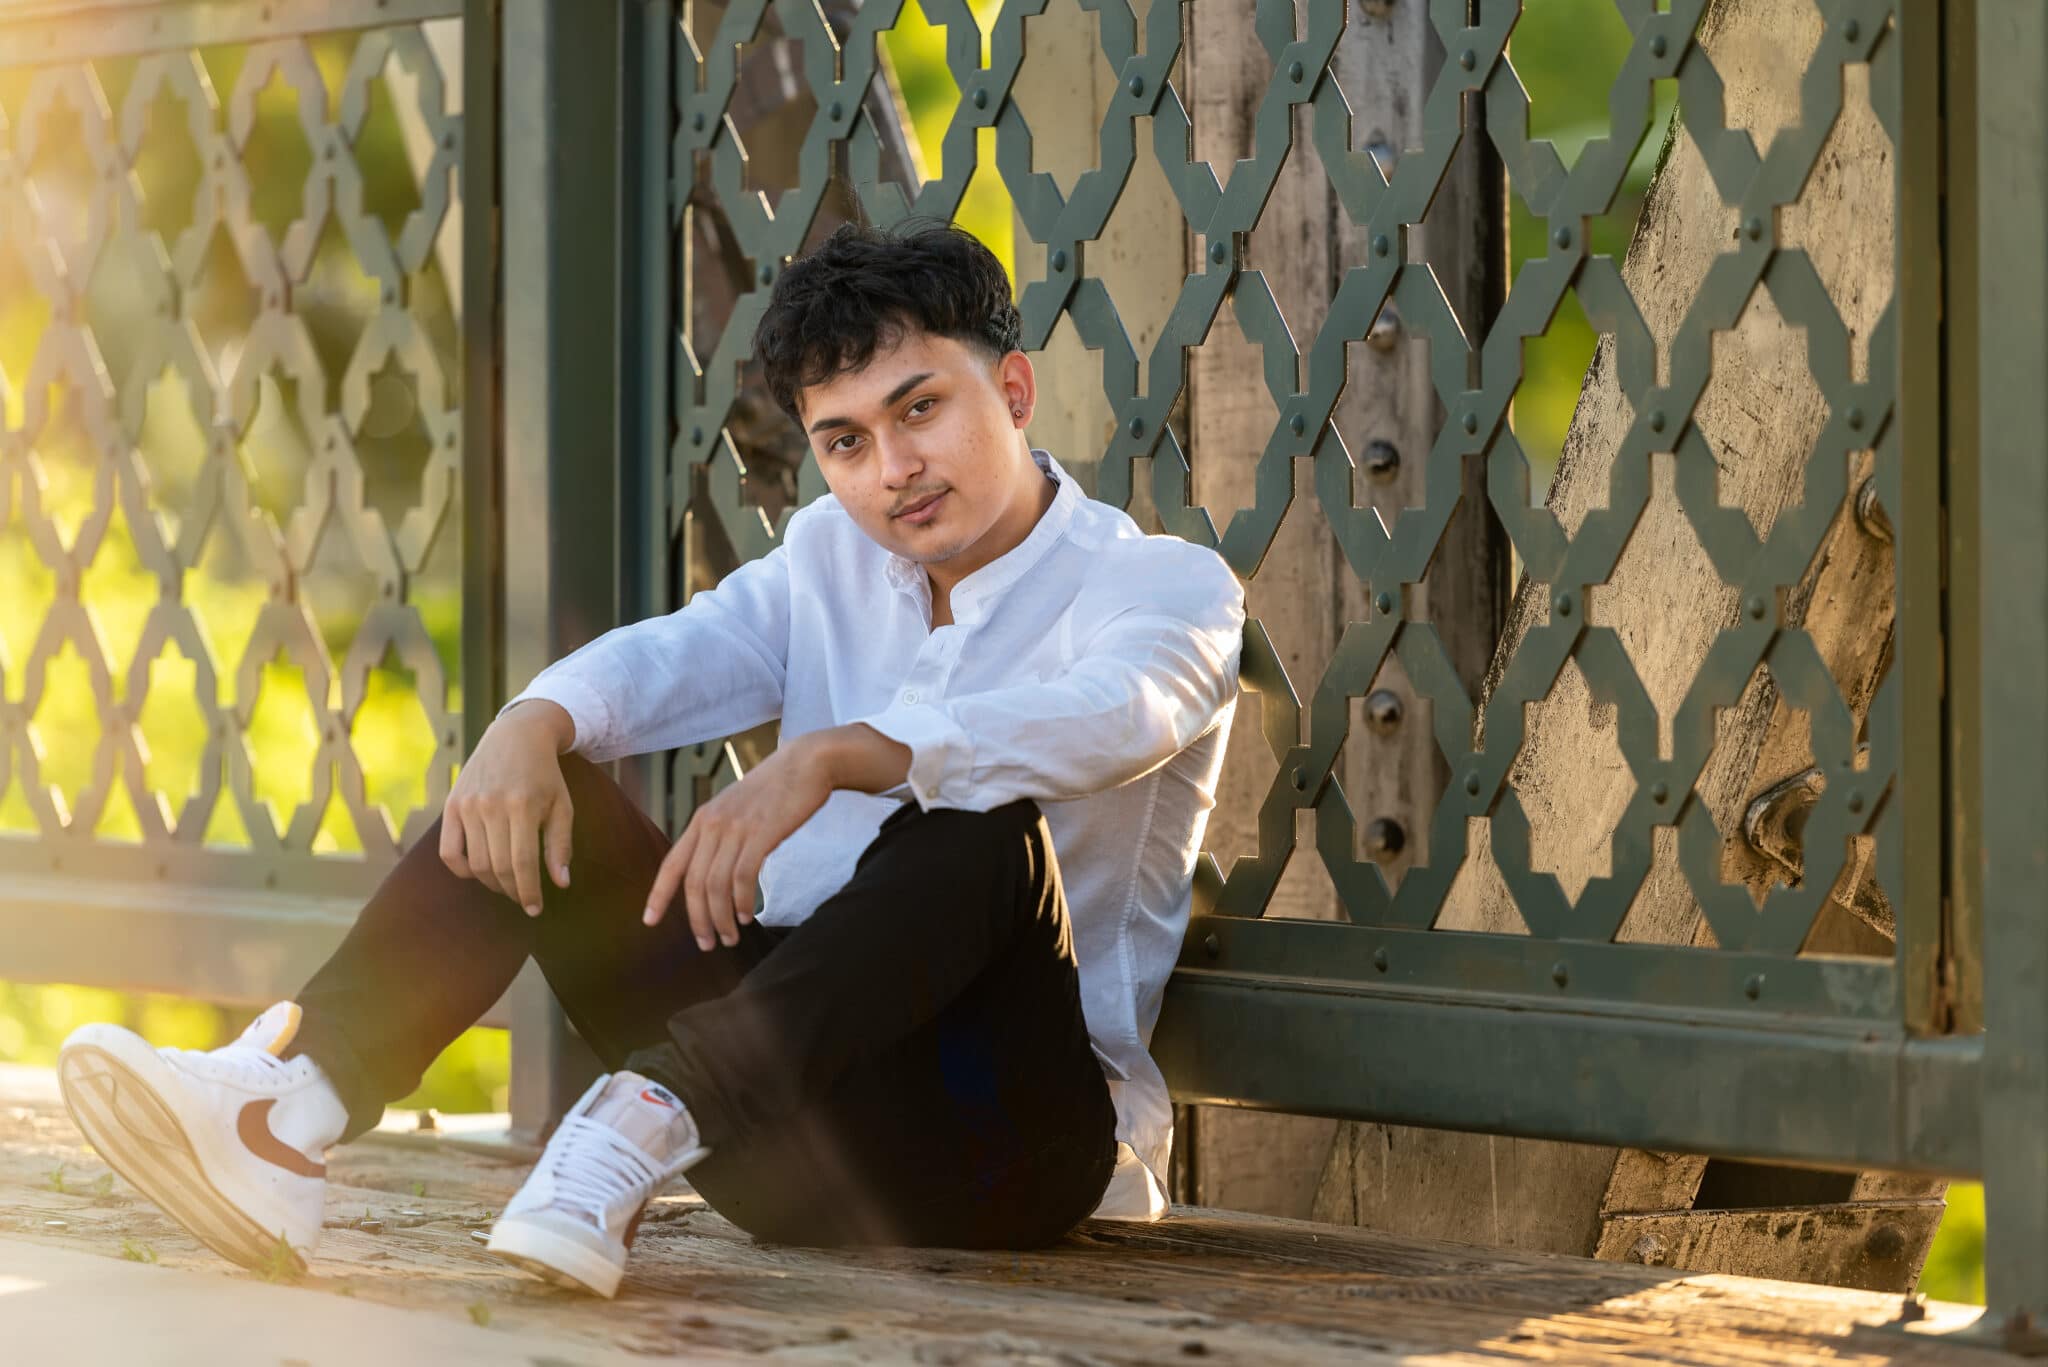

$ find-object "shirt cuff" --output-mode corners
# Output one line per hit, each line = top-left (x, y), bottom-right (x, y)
(496, 676), (612, 756)
(855, 702), (974, 809)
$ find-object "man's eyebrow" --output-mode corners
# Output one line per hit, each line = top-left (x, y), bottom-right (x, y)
(806, 371), (937, 434)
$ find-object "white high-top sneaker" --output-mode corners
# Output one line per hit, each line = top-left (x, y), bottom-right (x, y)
(56, 1001), (346, 1276)
(486, 1071), (709, 1297)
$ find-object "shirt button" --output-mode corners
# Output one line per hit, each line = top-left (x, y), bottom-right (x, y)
(902, 689), (920, 704)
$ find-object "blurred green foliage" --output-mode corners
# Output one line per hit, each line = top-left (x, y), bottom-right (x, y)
(0, 0), (1980, 1305)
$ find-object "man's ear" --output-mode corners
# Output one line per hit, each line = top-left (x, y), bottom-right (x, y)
(998, 350), (1036, 426)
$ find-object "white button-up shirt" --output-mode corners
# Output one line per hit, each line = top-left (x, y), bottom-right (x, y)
(499, 448), (1245, 1220)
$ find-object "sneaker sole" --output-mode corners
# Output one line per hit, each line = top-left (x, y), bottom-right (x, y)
(56, 1041), (307, 1278)
(485, 1220), (624, 1298)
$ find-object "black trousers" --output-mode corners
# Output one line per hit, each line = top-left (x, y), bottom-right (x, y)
(287, 754), (1118, 1248)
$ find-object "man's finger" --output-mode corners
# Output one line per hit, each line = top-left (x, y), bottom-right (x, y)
(543, 793), (574, 889)
(732, 837), (767, 926)
(682, 834), (716, 953)
(508, 810), (544, 917)
(701, 832), (742, 948)
(643, 824), (694, 927)
(440, 802), (470, 877)
(463, 809), (500, 894)
(482, 813), (520, 911)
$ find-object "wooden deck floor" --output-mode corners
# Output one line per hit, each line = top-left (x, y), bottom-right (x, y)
(0, 1065), (2009, 1364)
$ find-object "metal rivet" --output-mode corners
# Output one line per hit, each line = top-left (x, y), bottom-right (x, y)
(1845, 18), (1861, 43)
(1745, 973), (1765, 1000)
(759, 264), (774, 285)
(1051, 249), (1068, 271)
(1129, 415), (1144, 437)
(1204, 932), (1221, 957)
(1367, 306), (1401, 352)
(1290, 765), (1308, 792)
(1847, 407), (1865, 432)
(1554, 592), (1574, 618)
(692, 111), (706, 132)
(1465, 771), (1482, 797)
(1128, 74), (1145, 97)
(1372, 234), (1390, 258)
(1364, 817), (1406, 862)
(828, 101), (843, 121)
(1651, 781), (1669, 805)
(972, 88), (989, 110)
(1209, 240), (1227, 264)
(1551, 961), (1569, 988)
(1650, 34), (1668, 59)
(1744, 216), (1764, 241)
(1287, 60), (1304, 83)
(1364, 689), (1404, 733)
(1747, 594), (1768, 621)
(1290, 413), (1306, 437)
(1364, 439), (1400, 480)
(1459, 49), (1476, 72)
(1648, 409), (1666, 433)
(690, 426), (704, 445)
(1372, 947), (1389, 972)
(1553, 225), (1572, 250)
(1462, 411), (1480, 435)
(1847, 790), (1866, 815)
(1375, 591), (1395, 616)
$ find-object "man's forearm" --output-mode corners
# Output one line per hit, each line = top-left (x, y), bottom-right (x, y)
(808, 723), (914, 795)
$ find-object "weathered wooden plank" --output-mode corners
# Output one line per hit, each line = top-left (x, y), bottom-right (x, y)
(0, 1075), (2005, 1365)
(1182, 0), (1506, 1223)
(1596, 1200), (1946, 1295)
(1313, 0), (1917, 1278)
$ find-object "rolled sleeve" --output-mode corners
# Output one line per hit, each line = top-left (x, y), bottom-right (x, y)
(496, 676), (615, 757)
(856, 702), (976, 809)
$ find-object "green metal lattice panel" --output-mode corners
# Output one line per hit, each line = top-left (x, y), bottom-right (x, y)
(657, 0), (1956, 1170)
(0, 0), (472, 1005)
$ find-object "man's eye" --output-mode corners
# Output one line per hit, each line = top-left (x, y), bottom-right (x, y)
(830, 434), (860, 453)
(909, 397), (935, 416)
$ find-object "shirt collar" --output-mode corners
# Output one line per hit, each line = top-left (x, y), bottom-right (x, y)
(883, 448), (1078, 619)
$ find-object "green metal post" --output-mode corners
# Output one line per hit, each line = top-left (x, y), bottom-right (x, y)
(500, 0), (626, 1140)
(1975, 0), (2048, 1346)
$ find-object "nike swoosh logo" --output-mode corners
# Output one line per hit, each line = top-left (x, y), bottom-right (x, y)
(237, 1099), (327, 1179)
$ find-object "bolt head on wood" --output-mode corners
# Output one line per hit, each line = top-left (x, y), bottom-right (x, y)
(1364, 688), (1404, 733)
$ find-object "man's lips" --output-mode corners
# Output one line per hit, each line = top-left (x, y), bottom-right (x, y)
(895, 491), (946, 519)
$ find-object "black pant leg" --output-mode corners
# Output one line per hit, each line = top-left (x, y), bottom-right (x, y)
(290, 753), (767, 1140)
(629, 798), (1118, 1248)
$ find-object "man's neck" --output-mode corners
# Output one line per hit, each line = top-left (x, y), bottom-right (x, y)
(924, 459), (1056, 629)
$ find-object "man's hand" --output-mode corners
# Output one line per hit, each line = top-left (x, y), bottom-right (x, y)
(645, 724), (912, 950)
(440, 700), (578, 917)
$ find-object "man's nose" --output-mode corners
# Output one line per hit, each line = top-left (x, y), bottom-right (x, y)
(875, 433), (923, 485)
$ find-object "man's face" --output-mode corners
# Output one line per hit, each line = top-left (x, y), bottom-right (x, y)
(796, 327), (1036, 577)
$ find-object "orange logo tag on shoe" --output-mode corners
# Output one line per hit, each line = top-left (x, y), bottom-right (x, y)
(237, 1099), (327, 1179)
(639, 1086), (679, 1110)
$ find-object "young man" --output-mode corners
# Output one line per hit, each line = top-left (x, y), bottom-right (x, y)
(55, 222), (1245, 1297)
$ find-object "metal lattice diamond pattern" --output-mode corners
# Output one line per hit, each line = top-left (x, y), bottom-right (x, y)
(0, 20), (464, 878)
(673, 1), (1902, 995)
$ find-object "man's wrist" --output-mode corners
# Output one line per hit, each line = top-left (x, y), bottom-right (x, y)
(808, 723), (912, 794)
(503, 698), (577, 755)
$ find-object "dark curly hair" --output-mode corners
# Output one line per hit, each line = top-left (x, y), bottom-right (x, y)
(754, 220), (1022, 424)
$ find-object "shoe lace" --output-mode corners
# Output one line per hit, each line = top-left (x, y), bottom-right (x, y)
(539, 1115), (669, 1230)
(168, 1042), (299, 1089)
